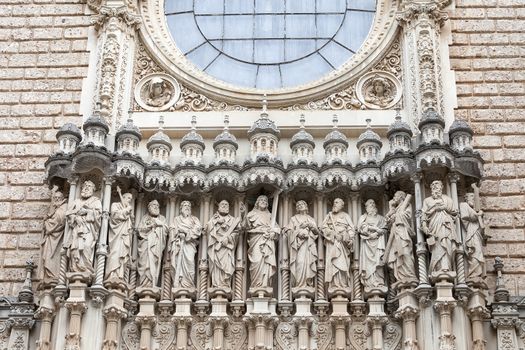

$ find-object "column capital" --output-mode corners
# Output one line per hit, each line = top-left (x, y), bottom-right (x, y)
(396, 1), (450, 27)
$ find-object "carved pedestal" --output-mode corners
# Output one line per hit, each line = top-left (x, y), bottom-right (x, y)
(467, 290), (489, 350)
(35, 290), (55, 350)
(394, 288), (420, 350)
(102, 290), (127, 350)
(64, 272), (90, 350)
(136, 287), (159, 350)
(330, 294), (349, 350)
(434, 277), (457, 350)
(366, 289), (388, 350)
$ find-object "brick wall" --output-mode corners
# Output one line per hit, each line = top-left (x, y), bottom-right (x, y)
(449, 0), (525, 295)
(0, 0), (90, 295)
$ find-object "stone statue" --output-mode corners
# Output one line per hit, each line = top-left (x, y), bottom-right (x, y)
(137, 200), (168, 288)
(421, 180), (459, 279)
(105, 188), (133, 283)
(170, 200), (202, 290)
(241, 195), (280, 292)
(146, 77), (173, 107)
(321, 198), (355, 290)
(460, 192), (486, 286)
(66, 180), (102, 275)
(206, 200), (241, 291)
(284, 200), (318, 293)
(39, 186), (67, 284)
(358, 199), (387, 293)
(365, 75), (394, 107)
(384, 191), (418, 286)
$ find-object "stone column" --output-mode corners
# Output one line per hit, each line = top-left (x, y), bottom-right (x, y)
(91, 176), (114, 304)
(398, 0), (450, 128)
(394, 288), (420, 350)
(101, 302), (127, 350)
(314, 193), (329, 317)
(8, 261), (36, 350)
(136, 316), (156, 350)
(434, 281), (457, 350)
(349, 192), (366, 316)
(279, 193), (293, 316)
(231, 194), (246, 317)
(136, 288), (159, 350)
(448, 173), (469, 291)
(56, 176), (79, 295)
(159, 196), (175, 316)
(411, 172), (432, 298)
(467, 291), (489, 350)
(35, 292), (54, 350)
(196, 193), (212, 316)
(129, 192), (145, 303)
(90, 3), (141, 131)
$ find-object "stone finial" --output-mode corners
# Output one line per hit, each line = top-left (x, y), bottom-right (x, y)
(494, 257), (509, 302)
(18, 258), (35, 303)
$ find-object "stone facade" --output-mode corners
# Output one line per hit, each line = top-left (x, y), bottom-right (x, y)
(0, 0), (524, 349)
(450, 0), (525, 296)
(0, 0), (90, 296)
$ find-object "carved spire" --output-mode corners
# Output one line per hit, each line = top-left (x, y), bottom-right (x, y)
(357, 118), (382, 164)
(290, 114), (315, 165)
(181, 116), (205, 165)
(147, 115), (172, 165)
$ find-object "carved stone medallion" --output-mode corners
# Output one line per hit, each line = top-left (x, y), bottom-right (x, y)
(356, 71), (402, 110)
(134, 73), (181, 111)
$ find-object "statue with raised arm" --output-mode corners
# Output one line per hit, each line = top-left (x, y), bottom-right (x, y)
(321, 198), (355, 290)
(384, 191), (418, 286)
(137, 200), (168, 288)
(66, 180), (102, 275)
(206, 200), (241, 291)
(170, 200), (202, 290)
(358, 199), (387, 293)
(39, 186), (67, 285)
(421, 180), (459, 279)
(284, 200), (318, 293)
(105, 188), (133, 283)
(242, 195), (280, 292)
(460, 192), (486, 286)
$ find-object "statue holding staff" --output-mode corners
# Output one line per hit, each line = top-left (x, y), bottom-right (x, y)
(384, 191), (418, 287)
(39, 186), (67, 285)
(105, 187), (133, 283)
(358, 199), (387, 292)
(460, 188), (487, 286)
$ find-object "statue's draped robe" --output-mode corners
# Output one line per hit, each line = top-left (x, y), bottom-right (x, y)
(105, 202), (133, 281)
(358, 213), (387, 290)
(421, 195), (459, 275)
(206, 214), (240, 289)
(285, 214), (318, 289)
(137, 214), (168, 288)
(67, 196), (102, 274)
(321, 212), (354, 288)
(40, 201), (67, 282)
(245, 209), (279, 289)
(385, 203), (417, 283)
(171, 215), (201, 289)
(460, 202), (486, 281)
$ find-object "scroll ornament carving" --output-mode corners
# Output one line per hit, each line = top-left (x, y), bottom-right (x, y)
(121, 321), (140, 350)
(384, 321), (402, 350)
(314, 321), (333, 350)
(224, 321), (248, 350)
(189, 321), (212, 350)
(349, 322), (369, 350)
(275, 322), (298, 350)
(0, 321), (9, 350)
(152, 321), (175, 350)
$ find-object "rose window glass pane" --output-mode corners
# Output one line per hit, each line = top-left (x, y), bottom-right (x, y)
(165, 0), (376, 89)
